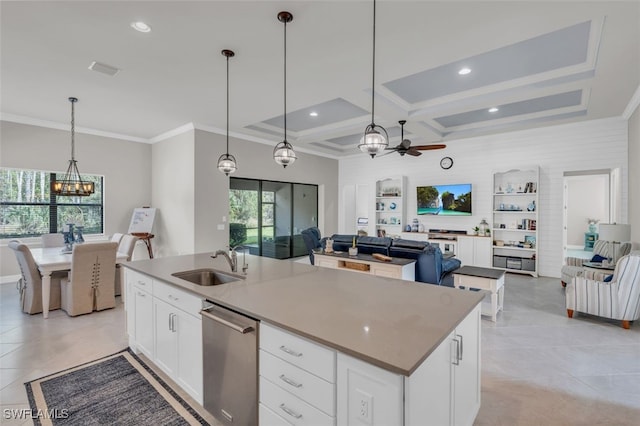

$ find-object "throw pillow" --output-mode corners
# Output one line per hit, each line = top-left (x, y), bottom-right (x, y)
(591, 254), (607, 263)
(603, 274), (613, 282)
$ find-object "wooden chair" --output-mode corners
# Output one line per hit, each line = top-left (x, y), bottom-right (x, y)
(114, 234), (138, 296)
(60, 242), (118, 316)
(41, 233), (64, 248)
(8, 241), (62, 314)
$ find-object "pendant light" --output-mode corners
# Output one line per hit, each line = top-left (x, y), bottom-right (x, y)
(217, 49), (238, 175)
(358, 0), (389, 158)
(273, 11), (297, 168)
(51, 97), (95, 196)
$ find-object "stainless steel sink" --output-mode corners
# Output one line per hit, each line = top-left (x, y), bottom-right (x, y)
(171, 268), (244, 286)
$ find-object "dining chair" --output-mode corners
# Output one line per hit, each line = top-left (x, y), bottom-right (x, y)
(114, 234), (138, 296)
(60, 242), (118, 316)
(8, 241), (62, 314)
(41, 233), (64, 248)
(110, 233), (124, 244)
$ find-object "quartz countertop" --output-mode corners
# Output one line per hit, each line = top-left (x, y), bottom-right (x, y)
(124, 252), (483, 376)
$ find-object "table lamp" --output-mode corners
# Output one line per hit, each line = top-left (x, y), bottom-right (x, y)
(598, 223), (631, 264)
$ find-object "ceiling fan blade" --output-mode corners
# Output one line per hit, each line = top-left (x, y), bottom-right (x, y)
(412, 144), (447, 151)
(406, 149), (422, 157)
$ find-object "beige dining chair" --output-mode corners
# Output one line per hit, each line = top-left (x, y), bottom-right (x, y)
(60, 242), (118, 316)
(110, 233), (124, 244)
(114, 234), (138, 296)
(41, 233), (64, 248)
(8, 241), (62, 314)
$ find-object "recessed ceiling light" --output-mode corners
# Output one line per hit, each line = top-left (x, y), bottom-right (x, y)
(131, 21), (151, 33)
(488, 107), (499, 113)
(458, 67), (471, 75)
(309, 111), (318, 117)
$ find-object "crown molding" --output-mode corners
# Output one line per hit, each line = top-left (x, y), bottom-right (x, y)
(0, 113), (149, 143)
(148, 122), (195, 143)
(622, 84), (640, 119)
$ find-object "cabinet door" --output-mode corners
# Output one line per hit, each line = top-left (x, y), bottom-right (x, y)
(337, 353), (403, 426)
(404, 330), (453, 426)
(473, 238), (492, 268)
(456, 236), (474, 266)
(154, 298), (177, 377)
(370, 263), (399, 279)
(453, 306), (481, 426)
(176, 310), (203, 404)
(316, 257), (337, 269)
(124, 271), (135, 339)
(133, 288), (154, 359)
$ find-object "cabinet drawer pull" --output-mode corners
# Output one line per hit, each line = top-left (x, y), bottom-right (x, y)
(137, 291), (146, 297)
(279, 374), (302, 388)
(452, 337), (460, 366)
(456, 333), (464, 361)
(279, 345), (303, 357)
(168, 295), (179, 301)
(279, 403), (303, 419)
(137, 280), (146, 286)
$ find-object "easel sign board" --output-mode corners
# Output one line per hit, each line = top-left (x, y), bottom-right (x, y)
(128, 207), (156, 234)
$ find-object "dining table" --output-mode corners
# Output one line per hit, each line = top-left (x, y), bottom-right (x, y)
(31, 246), (129, 319)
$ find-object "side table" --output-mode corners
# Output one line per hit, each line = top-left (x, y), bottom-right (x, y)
(453, 266), (505, 322)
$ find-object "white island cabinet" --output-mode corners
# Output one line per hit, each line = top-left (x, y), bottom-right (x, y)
(262, 304), (481, 426)
(124, 268), (204, 404)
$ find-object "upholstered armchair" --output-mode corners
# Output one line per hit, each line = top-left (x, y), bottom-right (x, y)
(561, 240), (632, 287)
(301, 227), (322, 265)
(566, 253), (640, 329)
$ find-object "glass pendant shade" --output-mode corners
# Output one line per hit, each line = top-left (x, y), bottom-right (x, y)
(217, 153), (237, 175)
(273, 140), (297, 167)
(51, 97), (95, 197)
(359, 123), (388, 157)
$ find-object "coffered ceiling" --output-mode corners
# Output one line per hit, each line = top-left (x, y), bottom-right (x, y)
(1, 1), (638, 157)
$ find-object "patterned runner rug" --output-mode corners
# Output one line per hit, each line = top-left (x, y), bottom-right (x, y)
(25, 349), (209, 425)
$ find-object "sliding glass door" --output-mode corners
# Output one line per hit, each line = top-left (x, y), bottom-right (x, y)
(229, 178), (317, 260)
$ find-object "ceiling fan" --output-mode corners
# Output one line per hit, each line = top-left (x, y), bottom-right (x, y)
(381, 120), (446, 157)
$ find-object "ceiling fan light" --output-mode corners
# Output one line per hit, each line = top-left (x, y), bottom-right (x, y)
(217, 153), (237, 176)
(274, 140), (297, 168)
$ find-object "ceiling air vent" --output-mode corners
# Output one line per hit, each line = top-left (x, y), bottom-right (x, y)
(88, 61), (120, 77)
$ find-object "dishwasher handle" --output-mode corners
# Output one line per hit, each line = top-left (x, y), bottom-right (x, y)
(200, 306), (254, 334)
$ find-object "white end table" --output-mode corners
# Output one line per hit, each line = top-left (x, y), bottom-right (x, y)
(453, 266), (505, 322)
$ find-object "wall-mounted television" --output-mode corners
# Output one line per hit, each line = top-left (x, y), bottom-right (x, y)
(417, 184), (472, 216)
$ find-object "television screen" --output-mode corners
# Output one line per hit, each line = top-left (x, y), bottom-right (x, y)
(417, 184), (472, 216)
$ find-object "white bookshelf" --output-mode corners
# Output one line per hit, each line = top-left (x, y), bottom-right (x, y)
(375, 176), (406, 238)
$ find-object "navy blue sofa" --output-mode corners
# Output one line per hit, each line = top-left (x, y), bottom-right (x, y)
(323, 234), (461, 286)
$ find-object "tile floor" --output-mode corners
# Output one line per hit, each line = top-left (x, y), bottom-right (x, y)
(1, 273), (639, 425)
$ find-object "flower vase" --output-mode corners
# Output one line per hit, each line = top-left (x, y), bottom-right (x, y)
(588, 223), (597, 233)
(75, 226), (85, 243)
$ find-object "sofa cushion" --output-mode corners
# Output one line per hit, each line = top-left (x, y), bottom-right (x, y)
(391, 239), (428, 251)
(357, 236), (392, 255)
(329, 234), (358, 252)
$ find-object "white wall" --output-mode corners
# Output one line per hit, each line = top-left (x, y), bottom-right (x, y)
(339, 117), (628, 278)
(629, 106), (640, 246)
(566, 174), (609, 246)
(151, 130), (195, 257)
(0, 121), (151, 276)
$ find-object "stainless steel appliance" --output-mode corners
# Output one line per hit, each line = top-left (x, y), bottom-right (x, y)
(201, 302), (258, 425)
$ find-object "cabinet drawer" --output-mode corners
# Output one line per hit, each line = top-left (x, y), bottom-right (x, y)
(153, 280), (202, 316)
(128, 269), (153, 293)
(260, 350), (335, 416)
(260, 377), (334, 426)
(260, 403), (293, 426)
(261, 323), (335, 383)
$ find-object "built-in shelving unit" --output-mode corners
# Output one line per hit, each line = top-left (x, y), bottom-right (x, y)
(375, 176), (406, 238)
(492, 167), (539, 277)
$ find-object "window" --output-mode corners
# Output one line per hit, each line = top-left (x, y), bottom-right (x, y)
(0, 168), (104, 239)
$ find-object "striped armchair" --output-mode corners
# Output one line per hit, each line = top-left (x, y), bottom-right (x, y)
(566, 254), (640, 329)
(561, 240), (632, 287)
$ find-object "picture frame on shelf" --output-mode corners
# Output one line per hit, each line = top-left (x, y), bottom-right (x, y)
(524, 235), (536, 248)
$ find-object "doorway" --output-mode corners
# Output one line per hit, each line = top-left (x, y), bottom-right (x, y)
(562, 170), (611, 261)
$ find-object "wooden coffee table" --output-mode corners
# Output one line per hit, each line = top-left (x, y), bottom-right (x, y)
(453, 266), (505, 322)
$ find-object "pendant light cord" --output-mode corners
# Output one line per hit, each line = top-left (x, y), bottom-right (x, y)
(226, 53), (230, 154)
(70, 99), (76, 161)
(371, 0), (377, 124)
(283, 19), (288, 142)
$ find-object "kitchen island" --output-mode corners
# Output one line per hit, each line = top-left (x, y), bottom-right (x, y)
(123, 252), (484, 426)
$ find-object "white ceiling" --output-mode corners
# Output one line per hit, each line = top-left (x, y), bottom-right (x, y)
(1, 1), (639, 157)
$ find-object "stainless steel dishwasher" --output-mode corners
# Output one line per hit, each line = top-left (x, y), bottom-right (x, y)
(201, 301), (258, 426)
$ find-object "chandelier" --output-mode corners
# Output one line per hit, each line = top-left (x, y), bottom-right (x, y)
(51, 97), (95, 196)
(273, 11), (297, 168)
(217, 49), (238, 175)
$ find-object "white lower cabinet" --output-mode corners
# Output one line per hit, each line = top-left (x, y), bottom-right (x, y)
(259, 322), (336, 425)
(457, 236), (491, 267)
(124, 269), (203, 405)
(336, 304), (481, 426)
